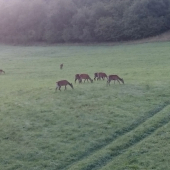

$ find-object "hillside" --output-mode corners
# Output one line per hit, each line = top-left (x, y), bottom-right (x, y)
(127, 30), (170, 44)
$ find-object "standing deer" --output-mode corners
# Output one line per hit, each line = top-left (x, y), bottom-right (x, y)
(97, 72), (107, 80)
(56, 80), (73, 91)
(75, 74), (82, 83)
(79, 74), (93, 83)
(107, 75), (124, 85)
(94, 73), (98, 80)
(60, 64), (63, 70)
(0, 69), (5, 74)
(94, 72), (107, 80)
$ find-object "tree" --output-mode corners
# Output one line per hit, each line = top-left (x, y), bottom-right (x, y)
(123, 0), (170, 39)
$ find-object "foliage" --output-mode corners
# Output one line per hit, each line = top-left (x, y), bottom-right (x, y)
(123, 0), (170, 39)
(0, 0), (170, 43)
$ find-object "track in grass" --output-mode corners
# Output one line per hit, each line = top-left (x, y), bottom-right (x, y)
(65, 102), (170, 170)
(82, 110), (170, 170)
(61, 101), (170, 170)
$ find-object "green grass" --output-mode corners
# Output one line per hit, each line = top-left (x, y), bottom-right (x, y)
(0, 42), (170, 170)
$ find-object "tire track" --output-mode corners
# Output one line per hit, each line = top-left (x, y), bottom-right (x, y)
(81, 111), (170, 170)
(61, 101), (170, 170)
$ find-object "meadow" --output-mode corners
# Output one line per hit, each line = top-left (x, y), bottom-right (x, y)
(0, 42), (170, 170)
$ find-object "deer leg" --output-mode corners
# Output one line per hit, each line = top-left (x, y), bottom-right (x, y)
(59, 86), (61, 91)
(64, 86), (67, 90)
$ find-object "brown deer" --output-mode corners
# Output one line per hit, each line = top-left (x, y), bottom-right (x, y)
(0, 69), (5, 74)
(94, 72), (107, 80)
(60, 64), (63, 69)
(94, 73), (98, 80)
(56, 80), (73, 91)
(107, 75), (124, 85)
(97, 72), (107, 80)
(79, 74), (93, 83)
(75, 74), (82, 83)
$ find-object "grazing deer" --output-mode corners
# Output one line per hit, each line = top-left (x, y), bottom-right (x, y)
(79, 74), (93, 83)
(75, 74), (82, 83)
(97, 72), (107, 80)
(60, 64), (63, 69)
(56, 80), (73, 91)
(94, 72), (107, 80)
(107, 75), (124, 85)
(0, 69), (5, 74)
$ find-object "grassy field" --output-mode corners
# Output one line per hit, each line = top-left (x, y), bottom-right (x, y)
(0, 42), (170, 170)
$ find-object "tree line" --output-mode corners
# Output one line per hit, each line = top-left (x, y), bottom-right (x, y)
(0, 0), (170, 43)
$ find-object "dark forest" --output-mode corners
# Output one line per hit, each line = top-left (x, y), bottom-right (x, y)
(0, 0), (170, 43)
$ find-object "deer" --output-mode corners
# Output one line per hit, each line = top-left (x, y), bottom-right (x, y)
(56, 80), (73, 91)
(94, 73), (98, 80)
(79, 74), (93, 83)
(107, 75), (124, 85)
(60, 64), (63, 70)
(97, 72), (107, 80)
(75, 74), (82, 83)
(0, 69), (5, 74)
(94, 72), (107, 80)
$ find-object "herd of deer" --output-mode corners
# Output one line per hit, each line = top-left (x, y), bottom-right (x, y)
(0, 66), (124, 92)
(56, 64), (124, 91)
